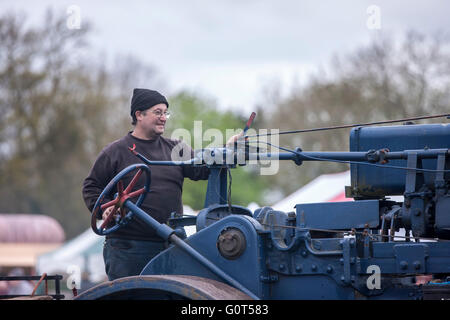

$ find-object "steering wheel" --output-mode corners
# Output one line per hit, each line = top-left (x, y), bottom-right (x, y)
(91, 164), (151, 236)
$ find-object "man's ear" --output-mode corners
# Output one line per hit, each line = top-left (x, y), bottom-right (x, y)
(135, 110), (143, 121)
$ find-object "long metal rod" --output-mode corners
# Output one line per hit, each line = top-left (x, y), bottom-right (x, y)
(250, 149), (449, 162)
(125, 201), (260, 300)
(135, 154), (197, 166)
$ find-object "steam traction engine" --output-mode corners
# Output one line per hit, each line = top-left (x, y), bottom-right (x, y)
(76, 121), (450, 300)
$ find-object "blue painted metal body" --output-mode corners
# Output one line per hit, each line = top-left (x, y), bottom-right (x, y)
(125, 201), (259, 300)
(145, 205), (450, 299)
(86, 122), (450, 300)
(295, 200), (380, 229)
(142, 215), (265, 297)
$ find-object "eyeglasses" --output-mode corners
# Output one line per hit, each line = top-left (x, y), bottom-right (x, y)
(150, 110), (171, 119)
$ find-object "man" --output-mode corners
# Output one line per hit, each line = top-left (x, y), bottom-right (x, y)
(82, 88), (211, 281)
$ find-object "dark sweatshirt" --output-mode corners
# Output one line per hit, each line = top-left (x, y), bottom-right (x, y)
(82, 132), (209, 241)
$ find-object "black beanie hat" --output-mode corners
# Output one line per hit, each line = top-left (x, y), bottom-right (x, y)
(130, 88), (169, 118)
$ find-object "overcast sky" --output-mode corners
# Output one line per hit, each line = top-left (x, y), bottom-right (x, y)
(2, 0), (449, 114)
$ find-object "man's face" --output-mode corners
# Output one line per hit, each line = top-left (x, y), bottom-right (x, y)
(135, 103), (168, 137)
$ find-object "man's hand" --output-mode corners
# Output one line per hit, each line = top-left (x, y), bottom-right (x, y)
(226, 131), (246, 146)
(102, 206), (121, 221)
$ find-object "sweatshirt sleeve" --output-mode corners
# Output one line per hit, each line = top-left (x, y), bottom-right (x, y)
(82, 151), (115, 213)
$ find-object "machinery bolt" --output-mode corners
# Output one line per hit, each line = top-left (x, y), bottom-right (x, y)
(311, 264), (317, 272)
(400, 261), (408, 270)
(413, 261), (421, 270)
(301, 250), (308, 257)
(326, 265), (333, 273)
(279, 264), (285, 270)
(339, 258), (344, 265)
(295, 265), (302, 272)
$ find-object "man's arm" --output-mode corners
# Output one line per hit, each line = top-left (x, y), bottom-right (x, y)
(82, 151), (115, 213)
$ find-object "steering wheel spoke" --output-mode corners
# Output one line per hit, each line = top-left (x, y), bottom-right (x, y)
(126, 187), (146, 199)
(100, 198), (119, 211)
(124, 169), (143, 194)
(117, 180), (124, 198)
